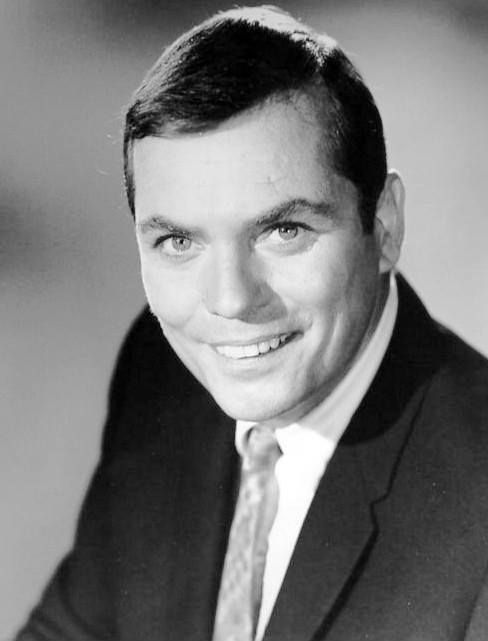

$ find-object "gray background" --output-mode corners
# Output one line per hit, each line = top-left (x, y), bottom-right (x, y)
(2, 0), (488, 636)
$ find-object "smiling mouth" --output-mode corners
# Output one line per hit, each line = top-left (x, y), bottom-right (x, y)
(214, 333), (294, 360)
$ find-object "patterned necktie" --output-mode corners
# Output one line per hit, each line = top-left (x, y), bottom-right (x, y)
(212, 425), (281, 641)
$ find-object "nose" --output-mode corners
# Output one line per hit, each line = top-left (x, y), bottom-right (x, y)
(202, 246), (269, 320)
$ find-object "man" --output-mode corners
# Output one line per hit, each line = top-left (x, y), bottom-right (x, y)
(17, 6), (488, 641)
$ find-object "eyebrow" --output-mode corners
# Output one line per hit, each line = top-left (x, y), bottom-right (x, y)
(136, 216), (195, 237)
(135, 198), (333, 236)
(254, 198), (333, 227)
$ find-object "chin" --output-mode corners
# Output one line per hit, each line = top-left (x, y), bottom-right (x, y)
(212, 390), (295, 424)
(214, 399), (268, 422)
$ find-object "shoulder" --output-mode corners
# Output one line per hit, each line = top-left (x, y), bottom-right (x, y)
(110, 305), (204, 400)
(388, 275), (488, 481)
(394, 275), (488, 410)
(397, 309), (488, 523)
(421, 321), (488, 445)
(435, 321), (488, 388)
(101, 306), (214, 458)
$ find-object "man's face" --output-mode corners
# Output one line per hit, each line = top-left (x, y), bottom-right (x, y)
(133, 96), (388, 426)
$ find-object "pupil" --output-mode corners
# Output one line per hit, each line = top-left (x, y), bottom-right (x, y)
(280, 226), (297, 238)
(172, 237), (189, 251)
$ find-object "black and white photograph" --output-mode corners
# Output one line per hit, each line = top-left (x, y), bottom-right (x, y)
(2, 1), (488, 639)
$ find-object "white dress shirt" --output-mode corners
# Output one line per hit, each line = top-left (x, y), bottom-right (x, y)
(235, 273), (398, 640)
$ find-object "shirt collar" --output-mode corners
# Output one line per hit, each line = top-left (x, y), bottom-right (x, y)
(236, 272), (398, 457)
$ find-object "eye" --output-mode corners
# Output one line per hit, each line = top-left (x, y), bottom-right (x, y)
(156, 235), (193, 256)
(169, 236), (192, 252)
(257, 221), (316, 254)
(267, 223), (305, 243)
(275, 224), (299, 240)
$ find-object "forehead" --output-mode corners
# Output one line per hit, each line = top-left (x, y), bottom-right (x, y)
(132, 95), (347, 221)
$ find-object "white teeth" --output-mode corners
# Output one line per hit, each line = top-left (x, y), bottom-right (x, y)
(216, 333), (291, 360)
(258, 341), (271, 354)
(269, 337), (280, 350)
(244, 344), (259, 357)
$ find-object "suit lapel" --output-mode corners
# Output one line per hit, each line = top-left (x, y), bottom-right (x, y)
(162, 391), (239, 641)
(263, 442), (375, 641)
(264, 276), (444, 641)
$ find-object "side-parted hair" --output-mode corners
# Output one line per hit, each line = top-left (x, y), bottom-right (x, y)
(123, 5), (387, 232)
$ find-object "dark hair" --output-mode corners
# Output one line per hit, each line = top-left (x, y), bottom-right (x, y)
(123, 6), (387, 232)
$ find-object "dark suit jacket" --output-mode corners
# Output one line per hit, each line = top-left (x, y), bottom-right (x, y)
(17, 277), (488, 641)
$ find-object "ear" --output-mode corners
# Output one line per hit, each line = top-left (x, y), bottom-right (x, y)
(374, 170), (405, 274)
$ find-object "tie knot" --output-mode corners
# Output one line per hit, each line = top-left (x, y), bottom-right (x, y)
(243, 425), (281, 472)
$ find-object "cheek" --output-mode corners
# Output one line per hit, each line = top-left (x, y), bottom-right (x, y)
(141, 261), (200, 329)
(272, 249), (351, 315)
(274, 241), (377, 348)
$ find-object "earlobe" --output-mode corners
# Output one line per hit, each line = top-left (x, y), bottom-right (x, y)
(375, 170), (405, 273)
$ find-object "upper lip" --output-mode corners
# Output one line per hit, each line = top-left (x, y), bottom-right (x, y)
(210, 332), (294, 347)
